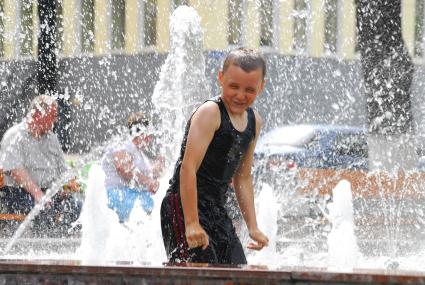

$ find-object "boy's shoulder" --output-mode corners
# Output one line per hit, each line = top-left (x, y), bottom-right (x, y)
(198, 98), (221, 113)
(208, 95), (221, 103)
(191, 100), (221, 130)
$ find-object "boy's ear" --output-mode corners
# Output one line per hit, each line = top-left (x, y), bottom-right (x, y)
(218, 70), (224, 86)
(259, 79), (266, 93)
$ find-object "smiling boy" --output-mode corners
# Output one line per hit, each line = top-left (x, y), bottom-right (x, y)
(160, 47), (269, 264)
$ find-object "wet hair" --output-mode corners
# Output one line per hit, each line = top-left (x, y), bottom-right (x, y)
(127, 112), (149, 135)
(27, 95), (57, 119)
(222, 47), (266, 80)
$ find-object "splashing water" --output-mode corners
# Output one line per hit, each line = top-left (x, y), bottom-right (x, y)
(248, 183), (279, 267)
(326, 180), (360, 270)
(152, 5), (211, 165)
(2, 170), (79, 256)
(76, 164), (167, 265)
(0, 131), (131, 258)
(76, 164), (116, 263)
(75, 6), (210, 265)
(4, 3), (425, 274)
(2, 5), (210, 264)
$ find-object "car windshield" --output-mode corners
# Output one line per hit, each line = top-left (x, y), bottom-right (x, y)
(259, 125), (316, 147)
(332, 132), (368, 157)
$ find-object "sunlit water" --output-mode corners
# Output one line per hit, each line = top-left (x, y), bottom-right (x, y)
(326, 180), (360, 270)
(3, 4), (425, 274)
(73, 5), (210, 265)
(3, 138), (425, 271)
(1, 166), (81, 256)
(151, 5), (210, 165)
(76, 164), (167, 266)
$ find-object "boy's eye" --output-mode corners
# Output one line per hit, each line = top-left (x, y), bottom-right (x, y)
(229, 84), (239, 89)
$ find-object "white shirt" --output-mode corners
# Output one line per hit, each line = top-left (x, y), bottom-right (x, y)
(0, 121), (67, 189)
(101, 139), (152, 189)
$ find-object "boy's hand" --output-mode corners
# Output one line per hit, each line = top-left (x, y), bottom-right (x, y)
(247, 228), (269, 250)
(185, 222), (209, 250)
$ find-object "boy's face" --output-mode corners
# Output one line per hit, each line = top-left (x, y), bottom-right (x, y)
(218, 64), (265, 115)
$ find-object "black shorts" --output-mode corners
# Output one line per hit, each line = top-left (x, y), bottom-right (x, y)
(160, 192), (247, 265)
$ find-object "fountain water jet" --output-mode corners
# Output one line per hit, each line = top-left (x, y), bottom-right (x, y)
(152, 5), (211, 166)
(248, 183), (279, 267)
(2, 170), (80, 256)
(73, 5), (209, 265)
(326, 180), (360, 270)
(76, 164), (166, 265)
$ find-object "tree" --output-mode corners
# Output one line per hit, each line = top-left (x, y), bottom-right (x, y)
(37, 0), (58, 95)
(356, 0), (417, 171)
(38, 0), (71, 151)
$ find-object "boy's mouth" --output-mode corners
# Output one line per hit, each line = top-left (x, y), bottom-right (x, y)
(232, 101), (245, 106)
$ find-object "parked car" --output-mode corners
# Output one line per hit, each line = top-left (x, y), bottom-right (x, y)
(254, 124), (368, 175)
(252, 124), (371, 216)
(253, 124), (425, 203)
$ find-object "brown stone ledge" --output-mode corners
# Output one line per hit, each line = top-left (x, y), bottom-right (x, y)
(1, 260), (425, 284)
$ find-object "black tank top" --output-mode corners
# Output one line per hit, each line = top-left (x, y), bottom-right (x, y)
(168, 96), (256, 206)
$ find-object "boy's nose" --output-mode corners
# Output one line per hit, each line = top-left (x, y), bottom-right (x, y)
(235, 90), (245, 99)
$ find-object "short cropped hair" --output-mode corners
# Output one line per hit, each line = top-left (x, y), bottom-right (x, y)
(127, 112), (149, 134)
(222, 47), (266, 80)
(27, 95), (57, 119)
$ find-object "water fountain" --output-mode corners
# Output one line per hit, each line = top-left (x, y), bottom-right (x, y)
(151, 5), (211, 166)
(2, 3), (425, 285)
(76, 163), (166, 265)
(325, 180), (360, 270)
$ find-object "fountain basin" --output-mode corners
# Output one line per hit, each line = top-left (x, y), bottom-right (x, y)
(1, 259), (425, 284)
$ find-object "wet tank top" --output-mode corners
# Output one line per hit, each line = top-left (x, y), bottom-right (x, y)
(168, 96), (256, 206)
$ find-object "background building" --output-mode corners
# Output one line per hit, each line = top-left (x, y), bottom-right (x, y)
(0, 0), (425, 152)
(1, 0), (425, 60)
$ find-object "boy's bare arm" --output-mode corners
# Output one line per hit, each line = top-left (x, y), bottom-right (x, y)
(234, 111), (269, 250)
(234, 140), (260, 232)
(180, 102), (220, 249)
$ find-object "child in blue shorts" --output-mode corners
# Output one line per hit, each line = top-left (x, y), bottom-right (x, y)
(101, 112), (164, 222)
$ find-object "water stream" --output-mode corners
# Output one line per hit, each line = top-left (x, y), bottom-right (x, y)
(2, 5), (425, 273)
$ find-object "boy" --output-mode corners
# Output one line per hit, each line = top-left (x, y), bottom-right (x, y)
(160, 47), (269, 264)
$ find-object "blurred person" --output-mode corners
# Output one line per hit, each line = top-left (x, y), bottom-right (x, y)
(101, 112), (164, 223)
(0, 95), (81, 235)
